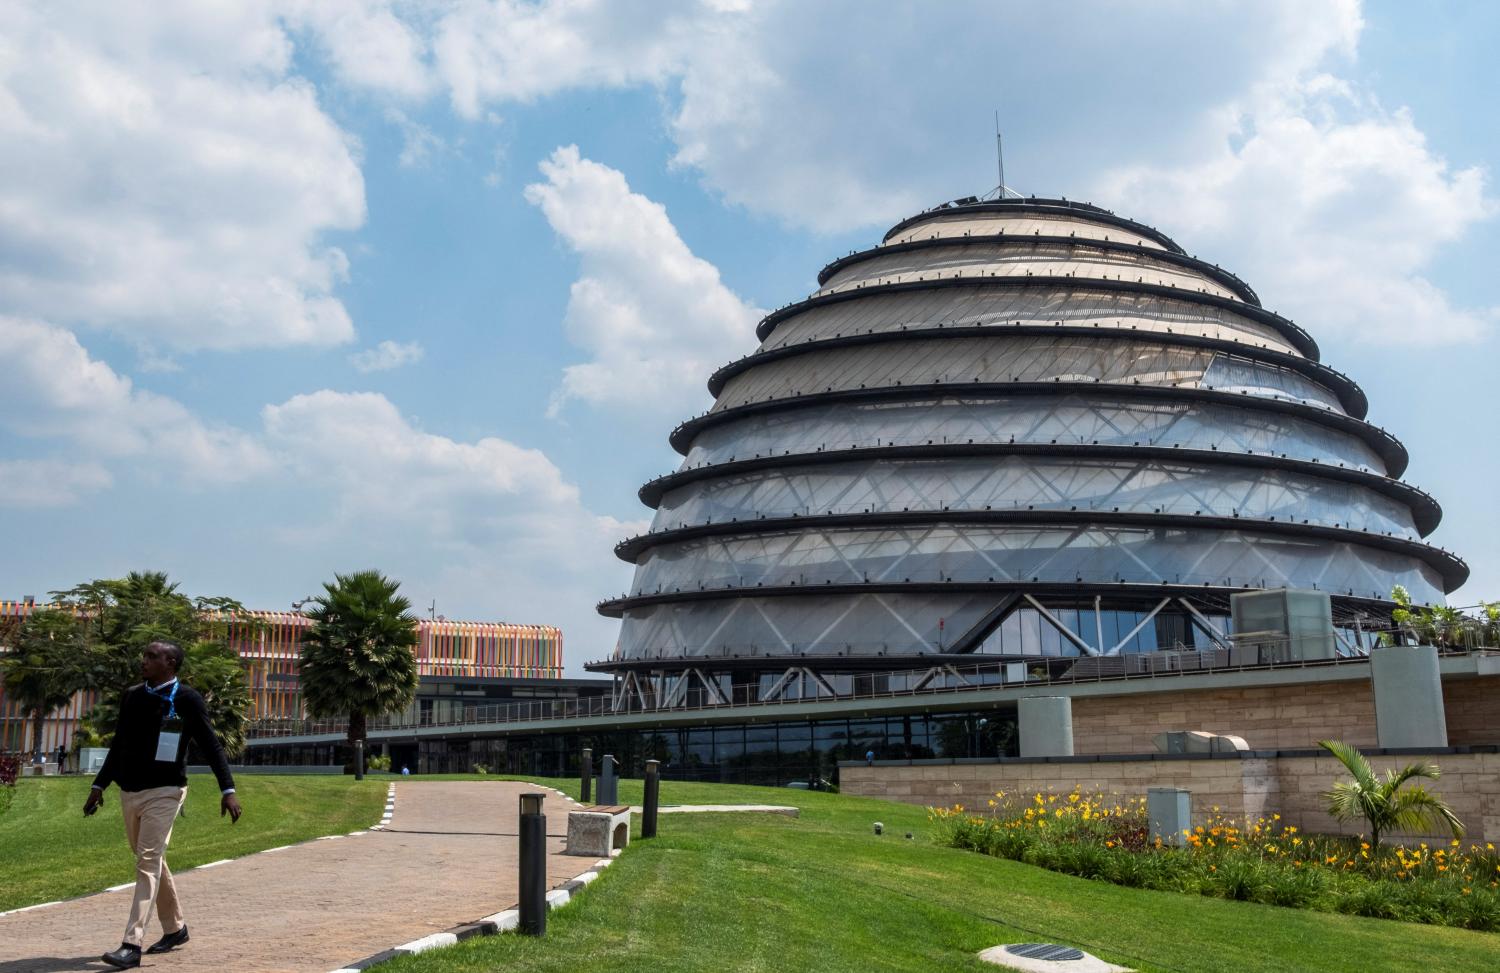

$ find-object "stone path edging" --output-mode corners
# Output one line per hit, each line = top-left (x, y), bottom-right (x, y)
(325, 782), (595, 973)
(322, 787), (804, 972)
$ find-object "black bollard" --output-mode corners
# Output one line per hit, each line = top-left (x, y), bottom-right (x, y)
(580, 747), (593, 804)
(354, 739), (365, 781)
(642, 759), (660, 839)
(598, 754), (618, 805)
(518, 792), (547, 936)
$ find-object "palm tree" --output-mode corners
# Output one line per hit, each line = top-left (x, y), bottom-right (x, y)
(298, 571), (419, 768)
(1, 610), (85, 764)
(182, 639), (252, 758)
(1318, 739), (1464, 848)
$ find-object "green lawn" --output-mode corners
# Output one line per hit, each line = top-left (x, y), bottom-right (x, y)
(380, 774), (1499, 973)
(0, 775), (387, 912)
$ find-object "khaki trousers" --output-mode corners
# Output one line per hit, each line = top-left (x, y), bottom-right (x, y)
(118, 785), (187, 947)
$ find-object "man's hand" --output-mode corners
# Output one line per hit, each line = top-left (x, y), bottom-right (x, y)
(221, 793), (242, 823)
(83, 788), (104, 816)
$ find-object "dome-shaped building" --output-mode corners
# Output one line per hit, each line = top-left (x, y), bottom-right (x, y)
(595, 197), (1466, 709)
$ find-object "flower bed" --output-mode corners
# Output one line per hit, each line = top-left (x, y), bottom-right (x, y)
(930, 790), (1500, 931)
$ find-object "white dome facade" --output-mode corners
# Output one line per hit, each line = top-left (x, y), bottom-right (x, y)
(597, 198), (1464, 690)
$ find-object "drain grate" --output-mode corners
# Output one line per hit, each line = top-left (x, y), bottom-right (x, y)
(1004, 943), (1086, 962)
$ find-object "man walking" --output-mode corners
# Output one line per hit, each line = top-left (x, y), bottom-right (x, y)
(83, 641), (242, 969)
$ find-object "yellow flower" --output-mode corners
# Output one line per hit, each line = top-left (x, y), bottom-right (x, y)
(1360, 842), (1371, 851)
(988, 799), (997, 807)
(1105, 840), (1116, 848)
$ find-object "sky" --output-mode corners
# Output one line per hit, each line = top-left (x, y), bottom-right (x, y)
(1, 0), (1496, 675)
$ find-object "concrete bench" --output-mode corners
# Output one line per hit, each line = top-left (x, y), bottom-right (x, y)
(564, 805), (631, 858)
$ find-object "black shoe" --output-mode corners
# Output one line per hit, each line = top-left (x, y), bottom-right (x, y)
(101, 944), (141, 969)
(146, 926), (189, 954)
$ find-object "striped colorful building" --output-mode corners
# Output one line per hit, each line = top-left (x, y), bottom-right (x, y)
(0, 599), (564, 753)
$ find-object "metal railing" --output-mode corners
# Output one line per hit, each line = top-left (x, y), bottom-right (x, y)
(243, 639), (1495, 743)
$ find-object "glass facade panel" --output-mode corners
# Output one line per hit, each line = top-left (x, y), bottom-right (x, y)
(767, 285), (1292, 353)
(713, 338), (1345, 415)
(818, 243), (1238, 301)
(654, 458), (1419, 538)
(682, 396), (1387, 474)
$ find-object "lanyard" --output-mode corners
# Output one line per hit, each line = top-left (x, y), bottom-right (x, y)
(146, 678), (179, 723)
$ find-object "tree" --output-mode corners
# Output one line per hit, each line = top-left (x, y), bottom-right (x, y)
(0, 610), (86, 762)
(183, 639), (252, 758)
(298, 571), (419, 767)
(1318, 739), (1464, 849)
(1387, 585), (1498, 650)
(47, 572), (253, 750)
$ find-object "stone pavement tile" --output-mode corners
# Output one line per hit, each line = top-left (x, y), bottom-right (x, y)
(0, 781), (595, 973)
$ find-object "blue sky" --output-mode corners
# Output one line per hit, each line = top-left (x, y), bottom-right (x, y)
(1, 1), (1495, 673)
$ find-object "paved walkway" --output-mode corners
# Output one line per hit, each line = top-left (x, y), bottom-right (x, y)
(0, 781), (595, 973)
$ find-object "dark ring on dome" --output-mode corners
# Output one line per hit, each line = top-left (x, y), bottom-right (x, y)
(817, 233), (1260, 305)
(882, 198), (1187, 255)
(596, 579), (1411, 622)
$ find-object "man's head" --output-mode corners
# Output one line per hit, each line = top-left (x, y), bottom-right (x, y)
(142, 641), (184, 685)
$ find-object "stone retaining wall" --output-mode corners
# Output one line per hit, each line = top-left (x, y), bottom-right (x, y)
(841, 750), (1500, 843)
(1069, 674), (1499, 755)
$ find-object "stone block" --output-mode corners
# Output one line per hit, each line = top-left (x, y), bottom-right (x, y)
(564, 808), (631, 858)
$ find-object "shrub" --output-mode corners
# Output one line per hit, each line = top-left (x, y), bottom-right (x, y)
(471, 763), (489, 775)
(1261, 867), (1329, 909)
(0, 753), (19, 817)
(366, 754), (392, 772)
(1206, 858), (1270, 902)
(930, 787), (1500, 933)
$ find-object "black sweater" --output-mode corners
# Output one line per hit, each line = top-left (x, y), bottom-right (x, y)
(92, 681), (236, 794)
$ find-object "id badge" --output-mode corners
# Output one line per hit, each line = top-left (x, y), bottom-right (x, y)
(155, 731), (182, 762)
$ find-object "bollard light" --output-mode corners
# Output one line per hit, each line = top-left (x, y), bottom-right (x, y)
(581, 747), (593, 804)
(518, 792), (547, 936)
(642, 759), (660, 839)
(354, 739), (365, 781)
(599, 753), (619, 805)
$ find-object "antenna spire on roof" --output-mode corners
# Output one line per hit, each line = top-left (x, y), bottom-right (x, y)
(984, 113), (1020, 201)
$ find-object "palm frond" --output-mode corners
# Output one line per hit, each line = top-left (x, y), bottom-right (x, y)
(1318, 739), (1375, 787)
(1389, 787), (1466, 839)
(1382, 762), (1440, 793)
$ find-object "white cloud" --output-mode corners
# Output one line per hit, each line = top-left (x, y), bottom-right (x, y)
(524, 145), (762, 419)
(260, 389), (641, 658)
(380, 1), (1490, 345)
(0, 1), (365, 352)
(1100, 85), (1498, 345)
(430, 0), (698, 118)
(0, 460), (113, 508)
(280, 0), (434, 101)
(350, 339), (426, 373)
(0, 316), (273, 482)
